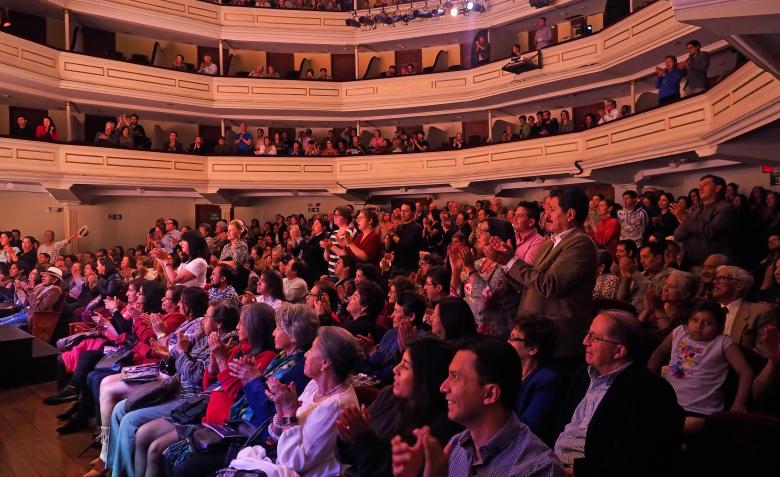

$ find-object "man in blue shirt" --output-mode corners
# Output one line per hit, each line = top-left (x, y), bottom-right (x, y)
(233, 122), (253, 155)
(391, 337), (565, 477)
(656, 55), (683, 105)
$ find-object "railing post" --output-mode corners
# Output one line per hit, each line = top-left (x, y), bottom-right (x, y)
(220, 118), (226, 137)
(218, 39), (224, 76)
(64, 9), (70, 51)
(65, 101), (73, 142)
(487, 109), (493, 143)
(354, 45), (360, 80)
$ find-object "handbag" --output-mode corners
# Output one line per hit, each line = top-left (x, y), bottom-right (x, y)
(95, 347), (134, 372)
(169, 394), (210, 425)
(125, 376), (180, 412)
(120, 363), (160, 383)
(192, 419), (257, 454)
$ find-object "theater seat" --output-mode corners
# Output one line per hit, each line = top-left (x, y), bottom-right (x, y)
(30, 294), (65, 344)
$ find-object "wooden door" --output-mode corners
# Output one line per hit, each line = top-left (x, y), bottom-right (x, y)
(82, 26), (116, 58)
(331, 53), (355, 81)
(395, 49), (422, 74)
(463, 119), (489, 145)
(196, 204), (224, 228)
(6, 10), (47, 45)
(572, 102), (603, 130)
(267, 52), (295, 78)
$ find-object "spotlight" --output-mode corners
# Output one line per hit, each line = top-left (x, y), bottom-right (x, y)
(450, 6), (458, 16)
(466, 1), (474, 9)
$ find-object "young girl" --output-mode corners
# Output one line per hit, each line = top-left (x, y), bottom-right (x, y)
(649, 300), (753, 433)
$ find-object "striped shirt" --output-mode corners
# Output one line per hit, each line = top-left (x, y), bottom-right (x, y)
(448, 413), (565, 477)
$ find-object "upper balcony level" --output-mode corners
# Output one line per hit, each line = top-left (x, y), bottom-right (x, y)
(0, 0), (712, 120)
(25, 0), (603, 47)
(2, 62), (777, 201)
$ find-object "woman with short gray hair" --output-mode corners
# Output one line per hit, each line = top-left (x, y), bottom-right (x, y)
(639, 269), (698, 335)
(218, 326), (359, 476)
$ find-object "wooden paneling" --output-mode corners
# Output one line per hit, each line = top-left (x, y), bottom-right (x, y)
(395, 49), (422, 75)
(331, 53), (354, 82)
(268, 52), (294, 78)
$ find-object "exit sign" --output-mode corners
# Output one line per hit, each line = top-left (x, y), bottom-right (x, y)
(771, 174), (780, 186)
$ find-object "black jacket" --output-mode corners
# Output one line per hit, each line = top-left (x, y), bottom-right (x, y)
(558, 363), (684, 477)
(294, 232), (329, 287)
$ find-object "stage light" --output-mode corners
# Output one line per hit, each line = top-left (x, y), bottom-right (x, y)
(466, 1), (474, 9)
(450, 6), (458, 16)
(0, 9), (11, 28)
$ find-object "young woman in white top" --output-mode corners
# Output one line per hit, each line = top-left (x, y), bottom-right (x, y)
(155, 230), (209, 288)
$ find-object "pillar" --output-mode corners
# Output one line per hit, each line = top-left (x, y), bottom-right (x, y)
(354, 45), (360, 80)
(64, 9), (71, 51)
(219, 204), (232, 221)
(218, 39), (224, 76)
(65, 101), (73, 142)
(63, 202), (80, 252)
(220, 118), (226, 137)
(487, 109), (493, 143)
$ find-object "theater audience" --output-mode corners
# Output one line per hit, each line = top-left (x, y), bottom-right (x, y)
(597, 99), (621, 124)
(637, 269), (697, 335)
(11, 114), (35, 139)
(35, 116), (59, 142)
(196, 55), (218, 75)
(534, 17), (554, 49)
(680, 39), (710, 96)
(589, 198), (620, 257)
(592, 251), (620, 301)
(656, 55), (683, 105)
(172, 54), (187, 72)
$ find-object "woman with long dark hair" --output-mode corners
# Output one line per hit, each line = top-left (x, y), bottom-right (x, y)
(336, 338), (461, 476)
(155, 230), (210, 287)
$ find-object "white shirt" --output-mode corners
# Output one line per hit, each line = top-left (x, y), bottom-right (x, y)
(38, 239), (70, 259)
(598, 108), (622, 124)
(723, 298), (743, 336)
(198, 62), (218, 75)
(551, 227), (576, 250)
(177, 258), (208, 288)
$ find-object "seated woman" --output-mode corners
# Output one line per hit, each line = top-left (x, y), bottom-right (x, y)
(164, 303), (318, 477)
(103, 299), (237, 477)
(215, 326), (359, 477)
(638, 270), (698, 336)
(91, 287), (207, 467)
(133, 303), (276, 477)
(508, 316), (565, 446)
(592, 251), (620, 300)
(648, 300), (753, 434)
(429, 296), (477, 341)
(357, 291), (425, 385)
(337, 338), (461, 477)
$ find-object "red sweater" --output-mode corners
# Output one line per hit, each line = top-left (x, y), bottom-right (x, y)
(35, 125), (59, 142)
(590, 217), (621, 257)
(350, 230), (382, 266)
(202, 343), (276, 425)
(132, 311), (186, 364)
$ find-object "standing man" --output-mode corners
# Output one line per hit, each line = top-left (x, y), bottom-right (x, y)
(471, 34), (491, 67)
(386, 201), (423, 274)
(486, 188), (597, 361)
(617, 190), (648, 247)
(680, 40), (710, 96)
(161, 218), (181, 253)
(534, 17), (554, 49)
(38, 230), (79, 260)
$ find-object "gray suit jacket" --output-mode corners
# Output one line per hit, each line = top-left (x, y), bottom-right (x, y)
(506, 227), (597, 357)
(729, 301), (778, 350)
(685, 50), (710, 90)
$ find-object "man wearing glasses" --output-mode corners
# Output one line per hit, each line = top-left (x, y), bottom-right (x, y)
(712, 265), (778, 348)
(554, 311), (683, 477)
(161, 218), (181, 253)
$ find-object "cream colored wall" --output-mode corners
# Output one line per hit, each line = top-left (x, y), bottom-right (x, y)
(293, 53), (332, 75)
(0, 191), (67, 240)
(230, 49), (267, 74)
(556, 21), (573, 42)
(358, 51), (394, 76)
(47, 18), (65, 50)
(422, 44), (460, 69)
(234, 196), (362, 224)
(115, 34), (198, 67)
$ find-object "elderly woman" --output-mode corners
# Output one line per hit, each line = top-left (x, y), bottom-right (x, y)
(215, 326), (359, 477)
(132, 303), (276, 477)
(165, 303), (319, 477)
(337, 338), (461, 477)
(638, 269), (698, 336)
(509, 317), (565, 445)
(102, 298), (236, 477)
(217, 220), (249, 269)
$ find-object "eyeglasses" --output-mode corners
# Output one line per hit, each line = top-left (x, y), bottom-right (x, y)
(584, 331), (622, 346)
(508, 337), (526, 343)
(713, 276), (738, 283)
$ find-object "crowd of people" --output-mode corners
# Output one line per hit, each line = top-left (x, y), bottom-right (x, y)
(1, 171), (779, 476)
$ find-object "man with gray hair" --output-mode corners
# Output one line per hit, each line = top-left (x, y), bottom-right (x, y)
(38, 229), (78, 259)
(712, 265), (778, 348)
(695, 253), (729, 299)
(554, 310), (683, 476)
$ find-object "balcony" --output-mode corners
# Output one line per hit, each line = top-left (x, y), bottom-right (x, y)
(2, 62), (777, 198)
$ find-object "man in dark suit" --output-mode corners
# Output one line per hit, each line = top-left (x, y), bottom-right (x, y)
(554, 311), (684, 477)
(486, 187), (597, 359)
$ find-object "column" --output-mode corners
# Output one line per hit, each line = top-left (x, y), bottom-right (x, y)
(218, 39), (224, 76)
(63, 202), (80, 253)
(356, 120), (361, 136)
(220, 118), (226, 137)
(630, 79), (636, 113)
(65, 101), (73, 142)
(487, 109), (493, 143)
(219, 204), (232, 221)
(354, 45), (360, 80)
(64, 9), (71, 51)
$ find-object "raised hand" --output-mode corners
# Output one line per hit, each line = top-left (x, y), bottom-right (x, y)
(228, 356), (261, 385)
(336, 404), (371, 443)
